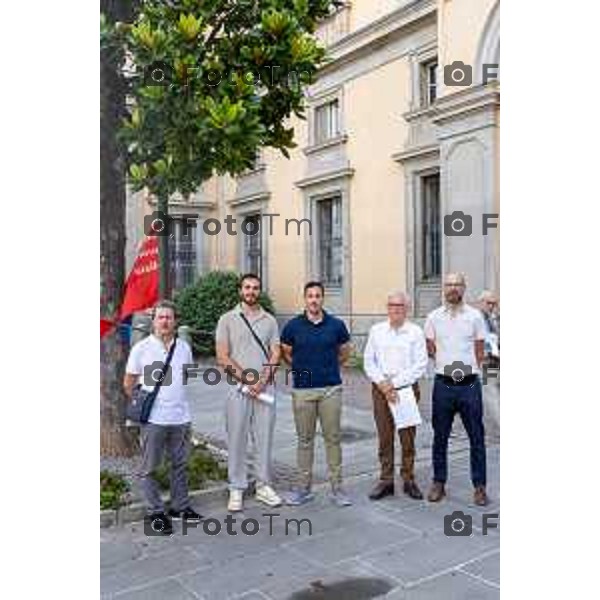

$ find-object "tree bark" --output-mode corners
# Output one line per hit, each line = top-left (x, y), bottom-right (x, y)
(100, 0), (138, 456)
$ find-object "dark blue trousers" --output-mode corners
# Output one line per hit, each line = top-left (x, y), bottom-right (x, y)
(432, 375), (487, 487)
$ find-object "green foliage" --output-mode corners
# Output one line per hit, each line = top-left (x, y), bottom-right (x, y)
(100, 470), (130, 510)
(153, 441), (227, 491)
(346, 348), (364, 371)
(101, 0), (344, 198)
(175, 271), (275, 356)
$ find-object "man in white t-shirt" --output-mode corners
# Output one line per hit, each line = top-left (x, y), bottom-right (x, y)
(424, 273), (489, 506)
(124, 300), (202, 535)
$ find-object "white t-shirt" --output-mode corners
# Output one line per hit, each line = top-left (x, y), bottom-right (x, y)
(424, 304), (486, 375)
(125, 335), (193, 425)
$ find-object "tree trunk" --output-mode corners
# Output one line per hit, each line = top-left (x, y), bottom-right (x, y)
(100, 0), (138, 456)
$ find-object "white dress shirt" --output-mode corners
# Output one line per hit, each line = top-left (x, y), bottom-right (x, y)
(363, 320), (428, 388)
(424, 304), (485, 375)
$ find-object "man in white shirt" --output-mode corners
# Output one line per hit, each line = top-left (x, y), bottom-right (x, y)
(424, 273), (489, 506)
(124, 300), (202, 535)
(364, 292), (428, 501)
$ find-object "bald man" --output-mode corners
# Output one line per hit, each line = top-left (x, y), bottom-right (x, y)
(424, 273), (488, 506)
(364, 292), (428, 500)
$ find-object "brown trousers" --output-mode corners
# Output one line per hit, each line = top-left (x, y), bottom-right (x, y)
(372, 383), (420, 482)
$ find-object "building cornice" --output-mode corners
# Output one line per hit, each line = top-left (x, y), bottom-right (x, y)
(228, 191), (271, 208)
(431, 83), (500, 127)
(321, 0), (436, 72)
(303, 134), (349, 156)
(295, 166), (354, 189)
(392, 143), (439, 164)
(147, 196), (214, 211)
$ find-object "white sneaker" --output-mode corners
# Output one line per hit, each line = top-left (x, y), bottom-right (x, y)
(255, 484), (282, 507)
(228, 489), (243, 512)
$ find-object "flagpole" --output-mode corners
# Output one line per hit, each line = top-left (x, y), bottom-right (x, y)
(158, 192), (170, 299)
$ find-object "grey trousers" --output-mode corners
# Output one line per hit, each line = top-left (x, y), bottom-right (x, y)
(140, 423), (191, 514)
(226, 386), (276, 491)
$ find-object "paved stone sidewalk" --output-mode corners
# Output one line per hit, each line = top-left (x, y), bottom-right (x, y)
(101, 370), (500, 599)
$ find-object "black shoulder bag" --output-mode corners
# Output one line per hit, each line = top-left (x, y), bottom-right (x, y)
(126, 335), (178, 425)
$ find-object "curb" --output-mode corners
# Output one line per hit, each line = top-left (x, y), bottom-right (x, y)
(101, 433), (228, 529)
(100, 482), (229, 529)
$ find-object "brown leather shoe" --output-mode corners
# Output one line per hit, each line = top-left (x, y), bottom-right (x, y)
(473, 485), (489, 506)
(403, 480), (424, 500)
(368, 481), (395, 501)
(427, 482), (446, 502)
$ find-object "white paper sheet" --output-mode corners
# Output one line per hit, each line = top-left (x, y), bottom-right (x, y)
(389, 386), (422, 429)
(239, 384), (275, 405)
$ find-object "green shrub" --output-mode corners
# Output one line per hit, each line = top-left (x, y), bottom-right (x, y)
(153, 442), (227, 491)
(345, 348), (364, 371)
(100, 470), (130, 510)
(175, 270), (275, 356)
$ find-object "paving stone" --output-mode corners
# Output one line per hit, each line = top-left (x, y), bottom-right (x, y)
(113, 578), (201, 600)
(460, 550), (500, 585)
(177, 547), (318, 600)
(286, 514), (421, 567)
(360, 533), (497, 586)
(101, 546), (203, 596)
(261, 558), (396, 600)
(402, 570), (499, 599)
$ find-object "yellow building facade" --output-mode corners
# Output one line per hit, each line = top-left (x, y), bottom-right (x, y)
(127, 0), (500, 340)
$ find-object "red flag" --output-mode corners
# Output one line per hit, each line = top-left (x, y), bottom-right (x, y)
(100, 318), (115, 338)
(119, 236), (159, 320)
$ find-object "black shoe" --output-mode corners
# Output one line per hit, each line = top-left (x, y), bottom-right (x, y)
(168, 507), (203, 521)
(145, 512), (173, 536)
(369, 481), (395, 501)
(403, 480), (424, 500)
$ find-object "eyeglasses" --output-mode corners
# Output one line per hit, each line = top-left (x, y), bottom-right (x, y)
(388, 303), (407, 308)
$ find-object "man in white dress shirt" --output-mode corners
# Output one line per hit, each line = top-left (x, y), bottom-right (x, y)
(364, 292), (428, 500)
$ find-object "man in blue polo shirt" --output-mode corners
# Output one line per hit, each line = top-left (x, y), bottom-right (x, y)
(280, 281), (353, 507)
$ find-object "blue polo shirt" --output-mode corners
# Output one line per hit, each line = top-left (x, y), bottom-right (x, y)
(280, 311), (350, 389)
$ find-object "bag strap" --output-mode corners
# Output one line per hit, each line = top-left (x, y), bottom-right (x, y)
(239, 312), (270, 361)
(151, 334), (178, 396)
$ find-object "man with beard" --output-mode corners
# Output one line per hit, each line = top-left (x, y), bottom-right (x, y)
(216, 273), (282, 512)
(124, 300), (203, 535)
(281, 282), (353, 507)
(424, 273), (489, 506)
